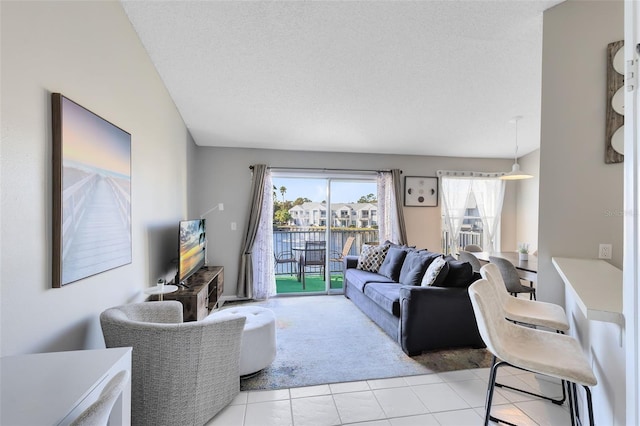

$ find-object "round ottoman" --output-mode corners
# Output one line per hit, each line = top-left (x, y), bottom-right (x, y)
(210, 306), (276, 376)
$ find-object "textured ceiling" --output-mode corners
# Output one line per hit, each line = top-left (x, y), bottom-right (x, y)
(122, 0), (563, 159)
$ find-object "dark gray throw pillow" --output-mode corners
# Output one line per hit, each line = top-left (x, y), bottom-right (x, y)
(377, 247), (408, 281)
(398, 250), (441, 286)
(439, 255), (475, 288)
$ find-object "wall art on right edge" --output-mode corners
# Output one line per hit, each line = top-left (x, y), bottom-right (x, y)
(605, 40), (624, 164)
(404, 176), (438, 207)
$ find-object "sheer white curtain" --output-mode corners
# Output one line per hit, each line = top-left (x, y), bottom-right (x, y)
(251, 169), (275, 299)
(472, 179), (505, 252)
(440, 177), (473, 254)
(377, 170), (407, 244)
(377, 172), (393, 243)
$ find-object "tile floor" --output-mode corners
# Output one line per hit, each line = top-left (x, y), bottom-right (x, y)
(206, 366), (571, 426)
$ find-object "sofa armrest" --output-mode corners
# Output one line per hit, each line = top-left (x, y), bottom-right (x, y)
(398, 285), (485, 355)
(344, 255), (359, 270)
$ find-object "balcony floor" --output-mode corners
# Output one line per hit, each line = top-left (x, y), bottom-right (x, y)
(276, 273), (344, 294)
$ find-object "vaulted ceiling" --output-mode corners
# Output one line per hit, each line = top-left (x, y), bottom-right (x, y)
(122, 0), (564, 159)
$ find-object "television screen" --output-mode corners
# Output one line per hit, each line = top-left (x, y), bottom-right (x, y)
(177, 219), (206, 284)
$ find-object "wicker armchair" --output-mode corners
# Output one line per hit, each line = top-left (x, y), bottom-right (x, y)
(100, 301), (245, 426)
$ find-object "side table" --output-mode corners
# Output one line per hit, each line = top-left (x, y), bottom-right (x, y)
(144, 284), (178, 301)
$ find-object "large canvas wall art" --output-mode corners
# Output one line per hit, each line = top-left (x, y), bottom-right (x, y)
(51, 93), (132, 287)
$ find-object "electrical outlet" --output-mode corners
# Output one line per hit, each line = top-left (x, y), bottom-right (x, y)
(231, 222), (237, 231)
(599, 244), (612, 259)
(218, 203), (224, 211)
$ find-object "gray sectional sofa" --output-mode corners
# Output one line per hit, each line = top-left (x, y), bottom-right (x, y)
(343, 244), (485, 356)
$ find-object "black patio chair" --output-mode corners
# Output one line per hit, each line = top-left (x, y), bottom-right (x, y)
(299, 241), (326, 287)
(274, 250), (298, 276)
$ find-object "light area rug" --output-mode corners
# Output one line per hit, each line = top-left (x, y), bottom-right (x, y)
(231, 295), (491, 391)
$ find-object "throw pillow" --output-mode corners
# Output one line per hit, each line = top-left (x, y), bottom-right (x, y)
(439, 255), (476, 288)
(420, 256), (449, 287)
(378, 247), (409, 281)
(357, 244), (391, 273)
(398, 250), (441, 286)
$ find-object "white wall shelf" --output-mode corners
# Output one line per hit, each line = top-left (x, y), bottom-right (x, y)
(552, 257), (623, 326)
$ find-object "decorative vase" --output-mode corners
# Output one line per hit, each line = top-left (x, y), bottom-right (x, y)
(519, 252), (528, 261)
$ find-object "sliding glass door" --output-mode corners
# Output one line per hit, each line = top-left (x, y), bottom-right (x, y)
(272, 173), (377, 295)
(327, 179), (378, 293)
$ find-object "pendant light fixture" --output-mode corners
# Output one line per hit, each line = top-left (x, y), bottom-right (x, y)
(500, 115), (533, 180)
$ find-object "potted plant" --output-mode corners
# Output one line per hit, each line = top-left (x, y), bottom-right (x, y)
(518, 243), (530, 261)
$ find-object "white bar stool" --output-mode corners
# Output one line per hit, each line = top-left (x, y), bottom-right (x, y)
(468, 279), (597, 426)
(481, 263), (570, 405)
(481, 263), (568, 332)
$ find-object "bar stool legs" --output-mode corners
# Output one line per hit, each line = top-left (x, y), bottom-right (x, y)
(491, 354), (567, 406)
(565, 381), (594, 426)
(484, 358), (595, 426)
(585, 386), (595, 425)
(485, 360), (518, 426)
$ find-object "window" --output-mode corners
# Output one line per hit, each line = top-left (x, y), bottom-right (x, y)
(441, 193), (484, 253)
(440, 175), (505, 255)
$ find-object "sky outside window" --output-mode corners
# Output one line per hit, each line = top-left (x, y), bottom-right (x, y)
(273, 178), (376, 203)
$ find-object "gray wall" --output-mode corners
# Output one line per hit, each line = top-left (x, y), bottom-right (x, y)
(191, 147), (518, 298)
(0, 2), (191, 356)
(539, 0), (624, 305)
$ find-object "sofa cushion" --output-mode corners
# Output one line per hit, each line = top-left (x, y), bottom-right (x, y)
(363, 283), (402, 317)
(345, 268), (395, 293)
(439, 256), (476, 288)
(398, 250), (441, 286)
(421, 256), (449, 287)
(378, 247), (408, 281)
(357, 244), (390, 272)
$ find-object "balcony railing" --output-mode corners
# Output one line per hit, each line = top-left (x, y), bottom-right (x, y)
(273, 228), (378, 275)
(441, 230), (483, 255)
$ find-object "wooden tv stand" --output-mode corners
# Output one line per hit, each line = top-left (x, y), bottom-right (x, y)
(152, 266), (224, 321)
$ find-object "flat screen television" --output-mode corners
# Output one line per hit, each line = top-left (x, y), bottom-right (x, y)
(176, 219), (206, 285)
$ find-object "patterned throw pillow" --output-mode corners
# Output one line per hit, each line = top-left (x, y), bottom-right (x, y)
(356, 244), (391, 273)
(420, 256), (449, 287)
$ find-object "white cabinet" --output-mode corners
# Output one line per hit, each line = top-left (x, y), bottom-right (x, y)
(553, 257), (625, 426)
(1, 347), (132, 425)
